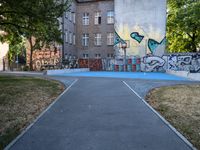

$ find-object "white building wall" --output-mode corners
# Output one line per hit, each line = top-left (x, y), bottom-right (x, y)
(114, 0), (167, 58)
(0, 42), (9, 71)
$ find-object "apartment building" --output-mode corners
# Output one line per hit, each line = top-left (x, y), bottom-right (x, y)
(63, 0), (115, 59)
(63, 0), (167, 59)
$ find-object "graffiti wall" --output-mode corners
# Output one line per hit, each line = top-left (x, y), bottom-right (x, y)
(167, 53), (200, 73)
(78, 53), (200, 73)
(140, 53), (200, 73)
(26, 49), (61, 71)
(114, 0), (167, 58)
(79, 59), (102, 71)
(26, 51), (200, 73)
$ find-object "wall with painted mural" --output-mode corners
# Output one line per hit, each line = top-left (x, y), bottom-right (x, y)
(79, 59), (102, 71)
(114, 0), (167, 58)
(26, 49), (61, 71)
(141, 53), (200, 73)
(78, 53), (200, 73)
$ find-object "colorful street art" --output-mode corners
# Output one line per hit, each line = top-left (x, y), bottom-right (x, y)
(140, 53), (200, 73)
(168, 54), (200, 73)
(79, 59), (102, 71)
(31, 49), (61, 71)
(148, 37), (166, 54)
(62, 58), (78, 69)
(114, 31), (126, 45)
(130, 32), (144, 43)
(142, 56), (166, 72)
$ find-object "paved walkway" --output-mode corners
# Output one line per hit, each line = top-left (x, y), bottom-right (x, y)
(7, 77), (194, 150)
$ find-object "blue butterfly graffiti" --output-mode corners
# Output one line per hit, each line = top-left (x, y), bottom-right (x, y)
(130, 32), (144, 43)
(114, 31), (126, 45)
(148, 37), (166, 54)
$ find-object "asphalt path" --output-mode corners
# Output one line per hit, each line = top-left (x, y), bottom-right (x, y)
(7, 77), (194, 150)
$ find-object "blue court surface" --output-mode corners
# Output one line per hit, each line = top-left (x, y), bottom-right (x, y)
(52, 71), (188, 81)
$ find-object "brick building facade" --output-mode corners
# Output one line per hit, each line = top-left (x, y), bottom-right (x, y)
(63, 0), (115, 59)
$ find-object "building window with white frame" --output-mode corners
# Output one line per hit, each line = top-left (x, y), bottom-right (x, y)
(65, 31), (68, 43)
(94, 33), (101, 46)
(69, 32), (72, 44)
(72, 12), (76, 24)
(82, 34), (89, 46)
(95, 54), (101, 59)
(83, 54), (89, 58)
(107, 11), (114, 24)
(69, 12), (72, 21)
(94, 11), (101, 25)
(107, 32), (114, 45)
(83, 13), (89, 25)
(73, 34), (76, 45)
(65, 12), (68, 18)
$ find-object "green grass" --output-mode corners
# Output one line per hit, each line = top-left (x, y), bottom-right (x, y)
(0, 76), (64, 149)
(146, 85), (200, 150)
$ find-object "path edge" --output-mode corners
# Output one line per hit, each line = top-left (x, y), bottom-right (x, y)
(123, 81), (197, 150)
(4, 79), (78, 150)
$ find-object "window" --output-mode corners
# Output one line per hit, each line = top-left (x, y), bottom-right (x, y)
(65, 31), (68, 43)
(94, 33), (101, 46)
(94, 11), (101, 25)
(95, 54), (101, 59)
(65, 12), (68, 18)
(107, 33), (114, 45)
(107, 11), (114, 24)
(72, 12), (76, 24)
(73, 34), (76, 45)
(107, 53), (114, 58)
(82, 34), (89, 46)
(69, 32), (72, 44)
(83, 54), (89, 58)
(69, 12), (72, 21)
(83, 13), (89, 25)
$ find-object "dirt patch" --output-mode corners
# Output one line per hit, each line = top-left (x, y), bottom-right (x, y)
(146, 84), (200, 150)
(0, 76), (64, 149)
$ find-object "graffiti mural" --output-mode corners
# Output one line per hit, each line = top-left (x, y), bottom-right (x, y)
(140, 53), (200, 72)
(168, 54), (200, 73)
(78, 59), (102, 71)
(62, 56), (78, 69)
(76, 53), (200, 73)
(130, 32), (144, 43)
(148, 37), (166, 54)
(30, 49), (61, 71)
(142, 56), (166, 72)
(114, 31), (126, 45)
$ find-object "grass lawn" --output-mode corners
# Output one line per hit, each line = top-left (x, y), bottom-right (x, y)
(0, 76), (64, 149)
(146, 84), (200, 150)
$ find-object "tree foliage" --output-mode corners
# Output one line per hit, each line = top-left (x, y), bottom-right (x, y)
(0, 0), (71, 70)
(167, 0), (200, 53)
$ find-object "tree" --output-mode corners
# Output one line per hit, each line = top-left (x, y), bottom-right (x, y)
(167, 0), (200, 53)
(0, 0), (71, 70)
(6, 34), (26, 70)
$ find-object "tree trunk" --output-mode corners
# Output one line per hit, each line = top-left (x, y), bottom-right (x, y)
(29, 37), (34, 71)
(191, 35), (197, 53)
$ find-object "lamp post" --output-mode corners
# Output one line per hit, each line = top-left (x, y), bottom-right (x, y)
(121, 43), (127, 72)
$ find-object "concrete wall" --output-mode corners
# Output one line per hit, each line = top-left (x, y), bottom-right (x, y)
(0, 42), (9, 71)
(114, 0), (167, 58)
(47, 68), (90, 75)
